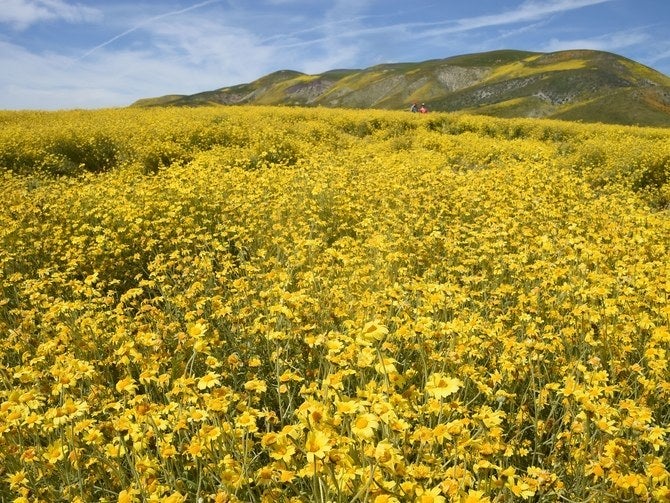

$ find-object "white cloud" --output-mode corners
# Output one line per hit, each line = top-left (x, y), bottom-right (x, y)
(0, 2), (359, 110)
(541, 30), (650, 53)
(262, 0), (617, 51)
(78, 0), (225, 60)
(648, 46), (670, 67)
(143, 17), (276, 77)
(0, 40), (118, 109)
(445, 0), (612, 35)
(0, 0), (100, 29)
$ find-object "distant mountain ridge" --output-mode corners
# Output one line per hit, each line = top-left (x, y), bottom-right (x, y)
(132, 49), (670, 127)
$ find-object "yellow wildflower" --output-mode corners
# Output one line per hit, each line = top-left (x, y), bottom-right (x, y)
(351, 412), (379, 440)
(305, 430), (331, 463)
(425, 373), (463, 399)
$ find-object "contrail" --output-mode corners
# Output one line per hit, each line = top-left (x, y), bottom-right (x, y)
(77, 0), (224, 60)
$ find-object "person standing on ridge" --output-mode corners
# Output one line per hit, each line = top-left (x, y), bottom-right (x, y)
(419, 103), (428, 113)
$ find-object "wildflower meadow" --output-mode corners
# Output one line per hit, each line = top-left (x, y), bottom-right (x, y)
(0, 106), (669, 502)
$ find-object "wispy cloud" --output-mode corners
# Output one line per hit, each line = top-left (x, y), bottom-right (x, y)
(648, 46), (670, 66)
(0, 40), (122, 109)
(0, 0), (100, 30)
(541, 29), (650, 53)
(78, 0), (225, 60)
(260, 0), (617, 51)
(454, 0), (614, 31)
(412, 0), (615, 38)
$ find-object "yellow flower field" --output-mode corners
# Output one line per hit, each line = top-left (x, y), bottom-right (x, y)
(0, 106), (669, 502)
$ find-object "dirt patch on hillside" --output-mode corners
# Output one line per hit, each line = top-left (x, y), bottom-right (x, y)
(285, 79), (337, 103)
(435, 66), (490, 91)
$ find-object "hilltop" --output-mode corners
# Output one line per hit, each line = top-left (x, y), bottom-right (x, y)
(132, 49), (670, 127)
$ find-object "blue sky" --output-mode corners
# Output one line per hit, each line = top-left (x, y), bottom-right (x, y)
(1, 0), (669, 110)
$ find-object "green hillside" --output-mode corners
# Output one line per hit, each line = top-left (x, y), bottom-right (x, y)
(132, 49), (670, 126)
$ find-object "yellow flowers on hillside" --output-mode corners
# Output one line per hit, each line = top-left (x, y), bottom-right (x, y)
(0, 105), (669, 501)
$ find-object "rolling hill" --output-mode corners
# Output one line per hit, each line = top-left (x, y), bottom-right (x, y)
(132, 49), (670, 126)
